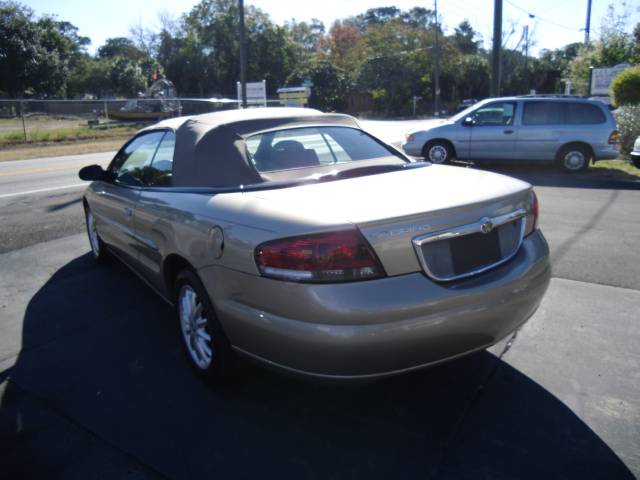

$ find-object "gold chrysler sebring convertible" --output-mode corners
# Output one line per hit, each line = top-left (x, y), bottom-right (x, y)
(79, 107), (550, 384)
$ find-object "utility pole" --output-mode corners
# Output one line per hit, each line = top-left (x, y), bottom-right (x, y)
(491, 0), (502, 97)
(524, 25), (529, 93)
(239, 0), (247, 108)
(433, 0), (440, 116)
(584, 0), (592, 44)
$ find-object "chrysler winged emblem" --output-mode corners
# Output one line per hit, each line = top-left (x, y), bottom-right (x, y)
(480, 218), (494, 234)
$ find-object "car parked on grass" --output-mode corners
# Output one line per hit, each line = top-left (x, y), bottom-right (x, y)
(79, 108), (550, 384)
(402, 96), (620, 172)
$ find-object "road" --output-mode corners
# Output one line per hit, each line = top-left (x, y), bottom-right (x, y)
(1, 120), (639, 478)
(0, 119), (437, 253)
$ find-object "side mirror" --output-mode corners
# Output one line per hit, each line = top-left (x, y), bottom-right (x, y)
(462, 117), (474, 127)
(79, 164), (107, 181)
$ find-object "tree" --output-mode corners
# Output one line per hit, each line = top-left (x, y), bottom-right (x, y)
(287, 58), (350, 111)
(285, 18), (325, 53)
(357, 18), (433, 114)
(0, 2), (64, 97)
(453, 54), (489, 99)
(98, 37), (146, 60)
(632, 22), (640, 64)
(170, 0), (299, 96)
(321, 19), (363, 70)
(568, 3), (635, 95)
(610, 66), (640, 106)
(454, 20), (481, 55)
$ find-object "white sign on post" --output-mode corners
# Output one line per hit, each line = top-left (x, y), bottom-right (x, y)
(237, 80), (267, 107)
(590, 64), (633, 95)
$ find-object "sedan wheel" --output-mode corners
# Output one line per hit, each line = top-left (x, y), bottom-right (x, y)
(175, 269), (236, 383)
(178, 285), (213, 370)
(84, 207), (109, 263)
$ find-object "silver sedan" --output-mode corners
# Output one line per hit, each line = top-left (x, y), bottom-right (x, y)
(79, 107), (550, 384)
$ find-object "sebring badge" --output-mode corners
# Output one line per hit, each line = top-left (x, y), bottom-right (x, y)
(480, 218), (494, 234)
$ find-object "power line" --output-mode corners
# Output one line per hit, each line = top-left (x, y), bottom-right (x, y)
(503, 0), (581, 31)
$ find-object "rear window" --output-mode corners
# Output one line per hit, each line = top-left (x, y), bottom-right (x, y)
(523, 101), (606, 125)
(566, 102), (606, 124)
(245, 126), (402, 172)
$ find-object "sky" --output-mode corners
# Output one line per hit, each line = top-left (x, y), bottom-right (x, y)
(21, 0), (640, 56)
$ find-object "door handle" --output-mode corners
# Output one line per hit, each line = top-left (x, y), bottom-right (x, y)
(124, 207), (133, 218)
(503, 129), (514, 134)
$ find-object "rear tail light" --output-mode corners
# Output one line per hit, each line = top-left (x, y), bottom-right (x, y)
(525, 190), (539, 236)
(608, 130), (620, 144)
(255, 229), (386, 283)
(405, 133), (415, 142)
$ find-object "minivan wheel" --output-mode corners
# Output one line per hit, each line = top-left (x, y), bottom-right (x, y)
(423, 140), (453, 164)
(558, 145), (590, 173)
(175, 269), (236, 383)
(84, 206), (110, 263)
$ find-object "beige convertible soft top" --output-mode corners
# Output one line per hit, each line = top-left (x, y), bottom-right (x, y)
(140, 108), (361, 188)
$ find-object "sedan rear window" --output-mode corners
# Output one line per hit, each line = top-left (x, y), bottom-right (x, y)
(245, 126), (402, 172)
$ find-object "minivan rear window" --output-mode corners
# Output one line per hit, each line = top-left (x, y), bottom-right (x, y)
(523, 101), (606, 125)
(566, 103), (606, 124)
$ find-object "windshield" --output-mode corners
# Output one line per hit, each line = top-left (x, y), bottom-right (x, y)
(245, 126), (406, 173)
(450, 100), (488, 122)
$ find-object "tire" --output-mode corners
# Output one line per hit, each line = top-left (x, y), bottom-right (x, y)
(557, 145), (591, 173)
(175, 269), (237, 384)
(84, 206), (111, 264)
(631, 155), (640, 169)
(423, 140), (454, 164)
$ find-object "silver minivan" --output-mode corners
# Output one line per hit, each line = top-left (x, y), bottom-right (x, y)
(402, 96), (620, 172)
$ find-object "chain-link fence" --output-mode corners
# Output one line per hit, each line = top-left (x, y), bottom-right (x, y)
(0, 98), (282, 147)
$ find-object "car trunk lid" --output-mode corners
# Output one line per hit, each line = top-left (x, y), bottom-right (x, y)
(244, 164), (532, 277)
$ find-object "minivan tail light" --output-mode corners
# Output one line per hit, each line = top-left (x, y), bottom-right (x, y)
(255, 230), (385, 283)
(525, 190), (539, 236)
(608, 130), (620, 144)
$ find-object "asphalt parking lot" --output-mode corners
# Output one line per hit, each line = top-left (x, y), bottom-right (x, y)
(0, 128), (639, 478)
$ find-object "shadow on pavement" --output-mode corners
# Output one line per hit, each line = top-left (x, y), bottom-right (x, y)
(0, 254), (635, 479)
(452, 161), (640, 190)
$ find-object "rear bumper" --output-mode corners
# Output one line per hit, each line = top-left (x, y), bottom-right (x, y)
(200, 229), (550, 381)
(593, 144), (620, 161)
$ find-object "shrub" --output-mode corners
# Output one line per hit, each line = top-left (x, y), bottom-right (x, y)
(611, 66), (640, 107)
(614, 105), (640, 154)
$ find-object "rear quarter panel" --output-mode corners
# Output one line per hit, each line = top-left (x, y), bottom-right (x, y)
(133, 189), (354, 294)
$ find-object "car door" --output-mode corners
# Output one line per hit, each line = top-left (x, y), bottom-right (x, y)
(90, 131), (165, 265)
(516, 101), (566, 160)
(133, 130), (178, 293)
(467, 101), (518, 160)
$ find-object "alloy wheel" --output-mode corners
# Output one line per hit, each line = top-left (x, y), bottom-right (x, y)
(86, 210), (100, 258)
(178, 285), (213, 369)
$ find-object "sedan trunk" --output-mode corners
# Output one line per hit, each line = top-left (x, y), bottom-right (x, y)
(245, 164), (533, 277)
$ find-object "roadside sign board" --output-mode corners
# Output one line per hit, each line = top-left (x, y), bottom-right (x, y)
(277, 86), (311, 107)
(237, 80), (267, 107)
(591, 64), (633, 95)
